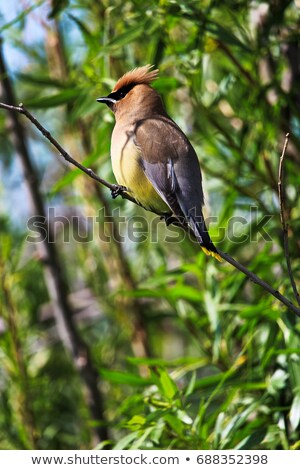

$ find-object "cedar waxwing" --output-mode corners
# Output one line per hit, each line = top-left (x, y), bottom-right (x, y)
(97, 65), (221, 261)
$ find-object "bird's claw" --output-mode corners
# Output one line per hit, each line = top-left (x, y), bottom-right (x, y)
(160, 214), (178, 226)
(111, 184), (127, 199)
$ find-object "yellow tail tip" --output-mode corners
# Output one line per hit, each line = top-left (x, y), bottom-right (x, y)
(200, 246), (222, 262)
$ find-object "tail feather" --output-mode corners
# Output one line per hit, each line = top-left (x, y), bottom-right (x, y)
(200, 246), (222, 262)
(189, 215), (222, 263)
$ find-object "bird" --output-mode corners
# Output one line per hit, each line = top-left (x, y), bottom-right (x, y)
(97, 65), (221, 261)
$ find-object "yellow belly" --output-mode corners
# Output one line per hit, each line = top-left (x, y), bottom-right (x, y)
(111, 128), (170, 215)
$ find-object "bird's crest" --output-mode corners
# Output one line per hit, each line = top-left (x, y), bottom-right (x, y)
(113, 65), (159, 92)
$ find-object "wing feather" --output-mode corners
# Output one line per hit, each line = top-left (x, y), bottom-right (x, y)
(135, 117), (221, 260)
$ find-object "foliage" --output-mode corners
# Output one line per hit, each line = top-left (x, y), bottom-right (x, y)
(0, 0), (300, 450)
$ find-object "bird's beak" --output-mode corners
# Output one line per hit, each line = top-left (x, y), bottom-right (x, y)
(96, 97), (116, 105)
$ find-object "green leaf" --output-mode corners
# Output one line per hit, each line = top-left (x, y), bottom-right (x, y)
(18, 73), (66, 89)
(0, 0), (44, 32)
(290, 391), (300, 432)
(235, 428), (267, 450)
(169, 284), (202, 302)
(204, 291), (218, 331)
(50, 151), (102, 195)
(151, 420), (165, 445)
(99, 24), (146, 55)
(222, 402), (260, 441)
(177, 409), (192, 425)
(94, 440), (113, 450)
(213, 412), (225, 448)
(185, 371), (196, 397)
(267, 370), (289, 394)
(68, 14), (98, 49)
(158, 369), (178, 400)
(100, 369), (152, 387)
(26, 89), (81, 108)
(153, 77), (181, 93)
(206, 20), (252, 52)
(108, 25), (145, 48)
(113, 431), (139, 450)
(48, 0), (69, 19)
(194, 373), (225, 390)
(50, 168), (82, 195)
(127, 356), (207, 369)
(164, 413), (184, 435)
(126, 415), (146, 430)
(130, 427), (154, 450)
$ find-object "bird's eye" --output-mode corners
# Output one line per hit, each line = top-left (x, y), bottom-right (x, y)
(116, 84), (134, 100)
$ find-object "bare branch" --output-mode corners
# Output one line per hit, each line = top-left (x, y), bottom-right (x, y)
(0, 101), (300, 317)
(0, 101), (138, 206)
(278, 133), (300, 307)
(218, 250), (300, 317)
(278, 134), (290, 227)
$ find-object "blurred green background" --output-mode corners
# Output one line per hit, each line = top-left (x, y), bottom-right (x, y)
(0, 0), (300, 450)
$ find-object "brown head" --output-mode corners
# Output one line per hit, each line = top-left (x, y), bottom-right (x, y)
(97, 65), (166, 121)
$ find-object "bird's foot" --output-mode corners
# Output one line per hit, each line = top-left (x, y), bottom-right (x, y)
(111, 184), (128, 199)
(160, 214), (178, 226)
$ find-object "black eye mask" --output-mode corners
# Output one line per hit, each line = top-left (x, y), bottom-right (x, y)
(107, 83), (136, 101)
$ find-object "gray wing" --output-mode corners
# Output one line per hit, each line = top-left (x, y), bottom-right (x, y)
(134, 116), (218, 252)
(135, 116), (204, 212)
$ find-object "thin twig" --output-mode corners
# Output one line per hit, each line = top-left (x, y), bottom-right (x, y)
(0, 101), (300, 317)
(217, 41), (257, 86)
(0, 102), (137, 205)
(278, 133), (300, 307)
(218, 250), (300, 317)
